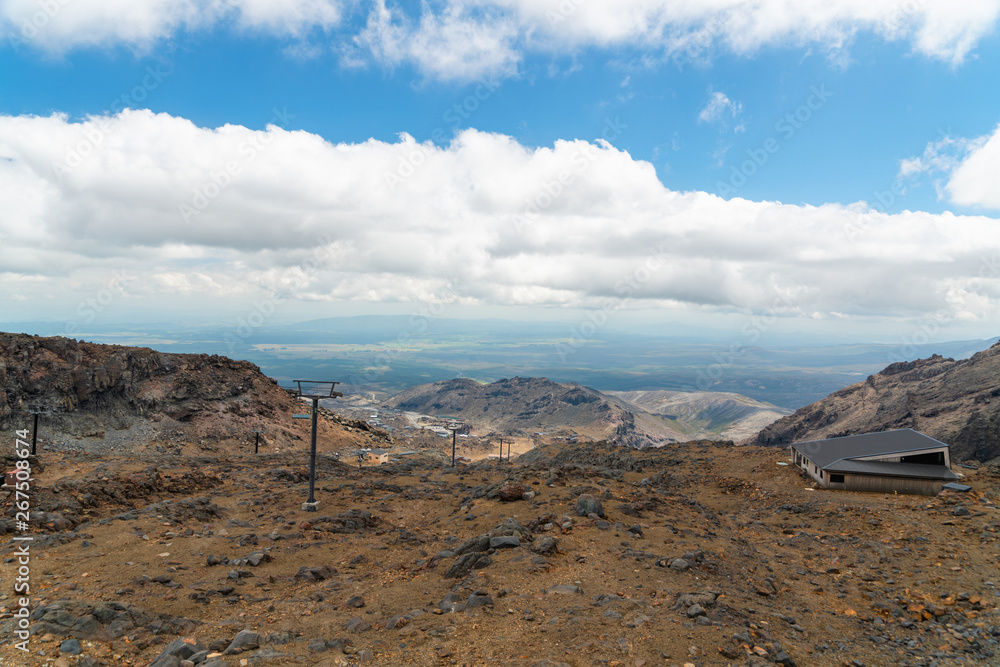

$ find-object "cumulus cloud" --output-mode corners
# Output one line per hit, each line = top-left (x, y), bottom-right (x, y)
(946, 124), (1000, 211)
(900, 125), (1000, 211)
(1, 110), (999, 325)
(4, 1), (999, 78)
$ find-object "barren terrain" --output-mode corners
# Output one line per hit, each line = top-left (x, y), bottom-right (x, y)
(2, 440), (999, 667)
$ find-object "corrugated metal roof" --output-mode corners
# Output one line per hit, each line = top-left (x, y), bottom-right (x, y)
(791, 428), (949, 468)
(825, 459), (961, 480)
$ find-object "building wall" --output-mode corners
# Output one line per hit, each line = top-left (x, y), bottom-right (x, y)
(825, 473), (941, 496)
(792, 447), (824, 484)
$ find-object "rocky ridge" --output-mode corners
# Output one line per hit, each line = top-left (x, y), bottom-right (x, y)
(0, 332), (389, 456)
(751, 342), (1000, 462)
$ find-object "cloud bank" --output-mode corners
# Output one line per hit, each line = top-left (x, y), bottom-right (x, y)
(4, 1), (999, 78)
(1, 109), (999, 326)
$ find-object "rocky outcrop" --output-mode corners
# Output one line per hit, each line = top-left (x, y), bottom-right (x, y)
(752, 341), (1000, 462)
(0, 332), (385, 454)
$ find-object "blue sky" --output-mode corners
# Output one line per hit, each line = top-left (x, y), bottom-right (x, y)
(1, 1), (1000, 344)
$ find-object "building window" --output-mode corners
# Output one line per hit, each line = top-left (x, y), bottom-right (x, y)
(830, 474), (845, 484)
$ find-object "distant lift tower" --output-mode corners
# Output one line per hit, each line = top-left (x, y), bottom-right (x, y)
(446, 421), (464, 467)
(293, 380), (343, 512)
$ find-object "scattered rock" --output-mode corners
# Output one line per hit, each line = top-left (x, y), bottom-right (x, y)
(497, 480), (525, 502)
(575, 494), (605, 518)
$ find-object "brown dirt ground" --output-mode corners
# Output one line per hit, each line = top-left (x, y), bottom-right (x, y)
(1, 441), (998, 667)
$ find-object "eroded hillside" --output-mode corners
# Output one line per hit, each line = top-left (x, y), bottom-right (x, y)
(752, 342), (1000, 462)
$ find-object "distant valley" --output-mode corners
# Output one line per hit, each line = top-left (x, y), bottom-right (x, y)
(329, 376), (790, 449)
(8, 316), (997, 411)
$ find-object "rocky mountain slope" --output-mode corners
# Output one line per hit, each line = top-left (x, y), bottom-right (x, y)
(383, 377), (685, 448)
(608, 390), (791, 442)
(752, 341), (1000, 462)
(2, 440), (998, 667)
(0, 332), (388, 456)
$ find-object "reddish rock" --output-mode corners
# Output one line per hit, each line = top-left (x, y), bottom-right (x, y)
(497, 480), (525, 502)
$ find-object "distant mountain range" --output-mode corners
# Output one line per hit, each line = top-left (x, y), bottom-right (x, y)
(382, 376), (789, 447)
(753, 341), (1000, 462)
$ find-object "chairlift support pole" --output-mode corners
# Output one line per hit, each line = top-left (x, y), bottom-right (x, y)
(293, 380), (342, 512)
(251, 428), (265, 454)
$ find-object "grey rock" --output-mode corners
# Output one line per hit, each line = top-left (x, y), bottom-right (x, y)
(774, 651), (797, 666)
(154, 638), (205, 662)
(489, 536), (520, 549)
(225, 629), (260, 653)
(547, 584), (583, 595)
(344, 616), (371, 633)
(307, 638), (328, 652)
(669, 558), (690, 571)
(59, 638), (83, 655)
(439, 592), (467, 613)
(149, 657), (183, 667)
(575, 494), (604, 518)
(346, 595), (365, 608)
(444, 552), (491, 579)
(453, 535), (491, 556)
(466, 593), (494, 608)
(246, 551), (270, 567)
(530, 535), (558, 555)
(687, 604), (707, 618)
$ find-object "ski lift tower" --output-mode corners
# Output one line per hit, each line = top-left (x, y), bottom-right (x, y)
(293, 380), (342, 512)
(446, 421), (465, 467)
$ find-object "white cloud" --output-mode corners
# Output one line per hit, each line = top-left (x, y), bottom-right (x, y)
(1, 0), (345, 52)
(698, 91), (742, 125)
(347, 0), (521, 81)
(3, 1), (999, 79)
(900, 125), (1000, 210)
(1, 110), (999, 325)
(946, 124), (1000, 210)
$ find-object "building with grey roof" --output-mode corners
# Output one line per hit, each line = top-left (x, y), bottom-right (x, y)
(791, 428), (961, 495)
